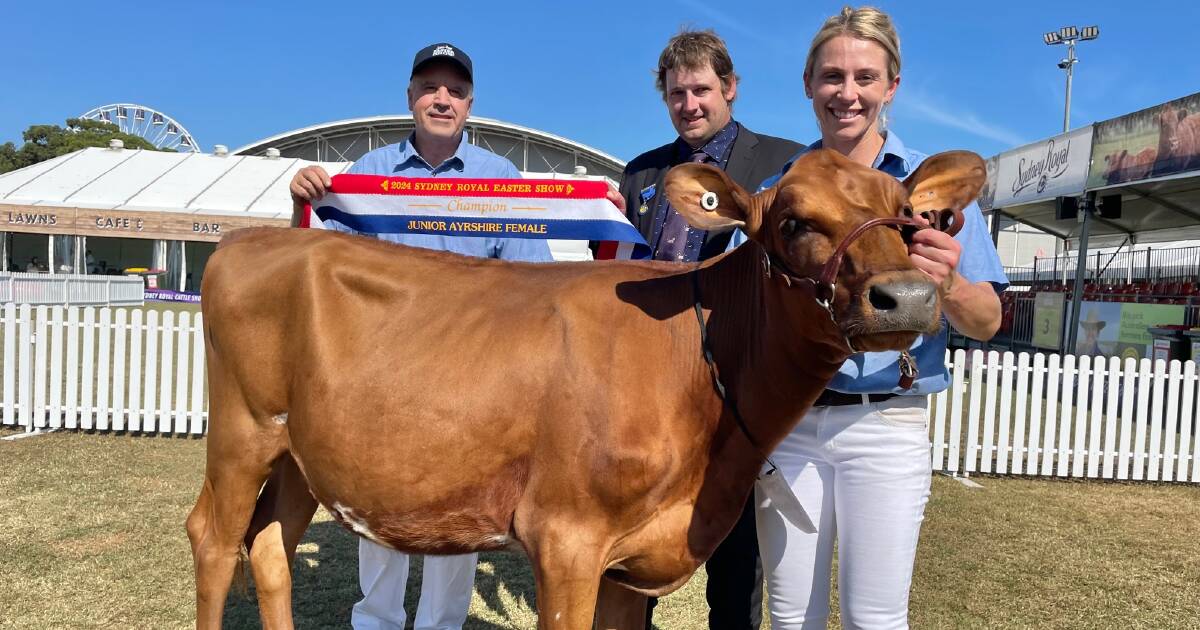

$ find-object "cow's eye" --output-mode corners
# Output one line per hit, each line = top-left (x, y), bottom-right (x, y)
(779, 218), (807, 238)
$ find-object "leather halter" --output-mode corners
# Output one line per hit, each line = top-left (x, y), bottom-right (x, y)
(764, 208), (965, 302)
(757, 207), (965, 388)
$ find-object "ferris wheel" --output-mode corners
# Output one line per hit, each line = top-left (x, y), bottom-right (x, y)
(79, 103), (200, 152)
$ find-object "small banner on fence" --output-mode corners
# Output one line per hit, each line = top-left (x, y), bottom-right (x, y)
(1032, 291), (1065, 349)
(1070, 300), (1185, 359)
(145, 290), (201, 304)
(303, 174), (649, 259)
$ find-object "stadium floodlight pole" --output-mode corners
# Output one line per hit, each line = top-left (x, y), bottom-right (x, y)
(1044, 25), (1099, 133)
(1047, 25), (1100, 354)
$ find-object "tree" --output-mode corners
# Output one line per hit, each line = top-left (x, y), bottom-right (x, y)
(0, 118), (170, 174)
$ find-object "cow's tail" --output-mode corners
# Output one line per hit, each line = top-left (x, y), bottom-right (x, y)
(232, 544), (251, 597)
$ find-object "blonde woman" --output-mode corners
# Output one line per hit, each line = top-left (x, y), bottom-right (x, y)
(746, 7), (1007, 628)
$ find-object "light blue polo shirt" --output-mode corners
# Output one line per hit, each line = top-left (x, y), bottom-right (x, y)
(732, 132), (1008, 395)
(330, 132), (552, 263)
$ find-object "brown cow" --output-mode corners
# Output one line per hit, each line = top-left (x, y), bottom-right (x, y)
(186, 148), (984, 629)
(1102, 147), (1157, 184)
(1157, 103), (1200, 175)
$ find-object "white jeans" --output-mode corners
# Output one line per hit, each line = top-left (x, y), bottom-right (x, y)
(351, 539), (477, 630)
(756, 396), (931, 630)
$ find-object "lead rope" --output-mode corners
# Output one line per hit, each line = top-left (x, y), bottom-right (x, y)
(691, 270), (780, 473)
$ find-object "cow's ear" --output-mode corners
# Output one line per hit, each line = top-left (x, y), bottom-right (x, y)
(903, 150), (986, 214)
(664, 163), (753, 232)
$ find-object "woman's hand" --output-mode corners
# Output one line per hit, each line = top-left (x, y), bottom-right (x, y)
(908, 227), (961, 295)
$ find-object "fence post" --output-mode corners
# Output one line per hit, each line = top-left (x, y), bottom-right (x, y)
(17, 304), (33, 433)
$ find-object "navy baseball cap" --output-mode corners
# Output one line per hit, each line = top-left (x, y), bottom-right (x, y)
(411, 42), (473, 83)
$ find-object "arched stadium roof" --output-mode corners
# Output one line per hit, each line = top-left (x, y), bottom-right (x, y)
(233, 115), (625, 181)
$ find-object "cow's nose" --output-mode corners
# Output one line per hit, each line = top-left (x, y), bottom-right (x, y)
(868, 280), (937, 314)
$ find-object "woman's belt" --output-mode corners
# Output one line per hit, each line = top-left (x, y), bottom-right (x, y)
(813, 390), (898, 407)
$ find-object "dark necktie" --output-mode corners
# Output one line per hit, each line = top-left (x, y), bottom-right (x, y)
(655, 148), (710, 262)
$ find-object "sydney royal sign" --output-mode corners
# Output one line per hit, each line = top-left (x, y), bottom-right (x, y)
(991, 125), (1093, 209)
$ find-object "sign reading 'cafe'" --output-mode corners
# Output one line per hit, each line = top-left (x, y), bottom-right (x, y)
(990, 125), (1094, 209)
(1, 205), (287, 241)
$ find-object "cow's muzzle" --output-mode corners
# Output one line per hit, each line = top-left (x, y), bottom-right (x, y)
(863, 277), (939, 334)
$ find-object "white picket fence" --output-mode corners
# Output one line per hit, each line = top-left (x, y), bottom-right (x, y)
(0, 303), (206, 435)
(0, 272), (145, 306)
(930, 349), (1200, 483)
(2, 304), (1198, 484)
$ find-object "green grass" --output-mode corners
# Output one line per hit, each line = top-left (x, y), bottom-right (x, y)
(2, 431), (1198, 629)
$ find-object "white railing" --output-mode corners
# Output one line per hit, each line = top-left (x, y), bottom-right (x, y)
(0, 272), (144, 306)
(931, 349), (1199, 483)
(2, 305), (1197, 484)
(0, 304), (205, 435)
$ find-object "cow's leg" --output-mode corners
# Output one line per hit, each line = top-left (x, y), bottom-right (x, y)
(186, 391), (286, 629)
(593, 577), (648, 630)
(527, 527), (608, 630)
(246, 453), (318, 564)
(245, 454), (319, 629)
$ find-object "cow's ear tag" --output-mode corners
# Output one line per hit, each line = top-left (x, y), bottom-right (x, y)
(700, 191), (719, 211)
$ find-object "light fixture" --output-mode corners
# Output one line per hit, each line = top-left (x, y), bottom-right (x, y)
(1043, 25), (1101, 134)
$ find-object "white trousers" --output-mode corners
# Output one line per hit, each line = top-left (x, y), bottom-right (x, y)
(351, 539), (478, 630)
(756, 396), (931, 630)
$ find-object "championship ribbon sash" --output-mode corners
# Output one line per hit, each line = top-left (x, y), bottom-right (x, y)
(303, 174), (649, 259)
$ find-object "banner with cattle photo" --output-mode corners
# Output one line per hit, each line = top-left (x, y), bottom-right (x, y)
(989, 126), (1092, 210)
(1087, 91), (1200, 188)
(977, 154), (998, 212)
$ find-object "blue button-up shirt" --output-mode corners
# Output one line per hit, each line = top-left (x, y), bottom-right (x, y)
(734, 131), (1008, 395)
(330, 132), (552, 262)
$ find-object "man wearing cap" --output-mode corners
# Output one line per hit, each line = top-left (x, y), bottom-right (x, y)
(288, 42), (552, 630)
(619, 29), (801, 630)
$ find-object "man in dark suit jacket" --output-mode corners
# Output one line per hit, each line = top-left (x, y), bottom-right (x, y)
(621, 33), (800, 268)
(621, 29), (801, 630)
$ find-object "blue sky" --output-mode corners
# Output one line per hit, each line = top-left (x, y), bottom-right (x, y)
(4, 1), (1197, 163)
